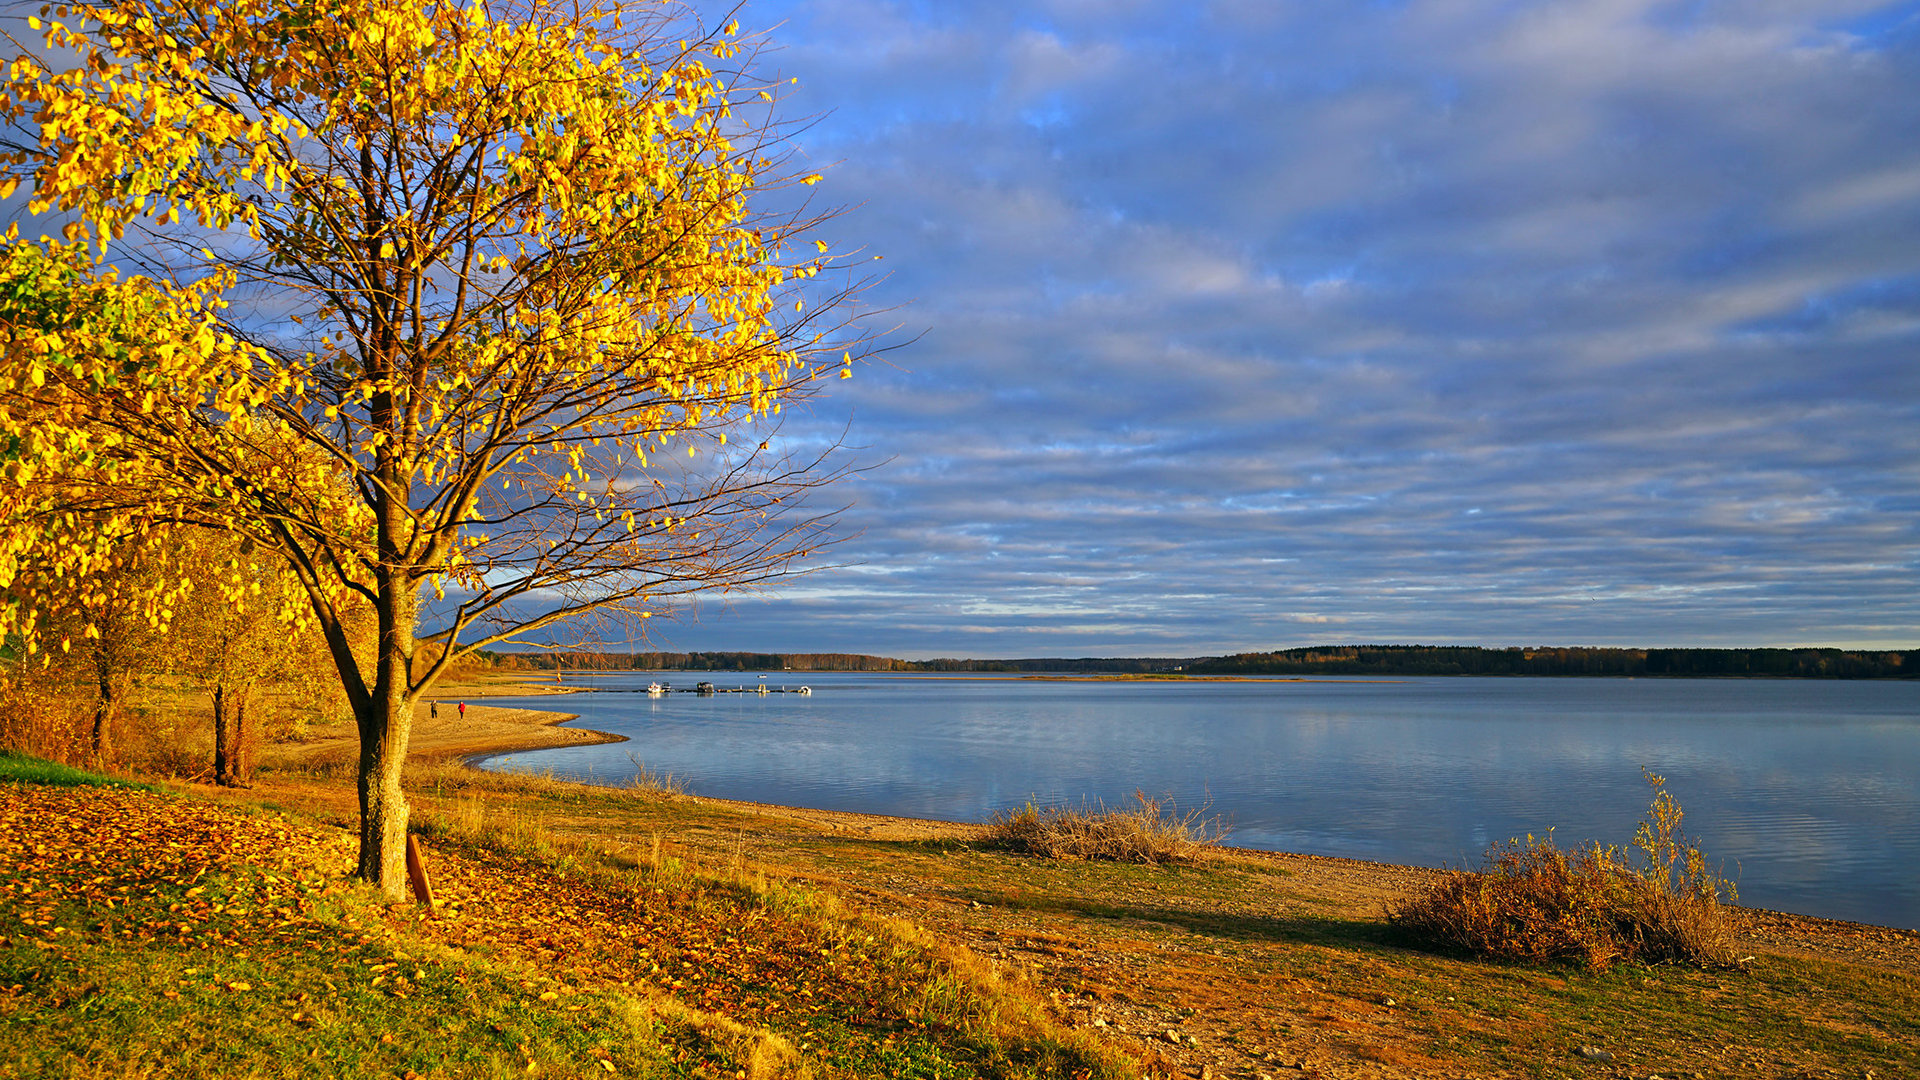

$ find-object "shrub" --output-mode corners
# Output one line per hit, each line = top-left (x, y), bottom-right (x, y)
(987, 791), (1227, 865)
(1390, 772), (1741, 970)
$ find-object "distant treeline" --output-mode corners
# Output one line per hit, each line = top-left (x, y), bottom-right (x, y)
(1187, 646), (1918, 679)
(494, 651), (1186, 673)
(491, 645), (1916, 678)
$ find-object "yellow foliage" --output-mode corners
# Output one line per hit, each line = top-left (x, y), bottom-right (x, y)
(0, 0), (851, 667)
(0, 0), (860, 896)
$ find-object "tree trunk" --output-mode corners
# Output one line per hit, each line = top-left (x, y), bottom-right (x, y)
(90, 642), (115, 763)
(356, 564), (419, 901)
(234, 691), (255, 785)
(212, 683), (234, 786)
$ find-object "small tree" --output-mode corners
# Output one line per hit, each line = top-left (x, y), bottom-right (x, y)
(168, 529), (337, 785)
(0, 513), (177, 764)
(0, 0), (862, 897)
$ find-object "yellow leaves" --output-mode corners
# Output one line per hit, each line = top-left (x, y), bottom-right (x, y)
(1, 0), (852, 665)
(799, 174), (822, 186)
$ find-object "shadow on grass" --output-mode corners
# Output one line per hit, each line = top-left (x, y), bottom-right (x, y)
(954, 885), (1396, 950)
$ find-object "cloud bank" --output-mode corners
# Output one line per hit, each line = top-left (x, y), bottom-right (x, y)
(656, 0), (1920, 657)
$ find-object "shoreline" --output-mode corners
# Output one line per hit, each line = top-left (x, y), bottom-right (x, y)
(441, 692), (1920, 945)
(405, 676), (1920, 945)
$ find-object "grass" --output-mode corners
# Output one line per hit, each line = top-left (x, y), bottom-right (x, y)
(985, 792), (1226, 865)
(2, 755), (1131, 1080)
(0, 749), (157, 790)
(407, 768), (1917, 1080)
(1389, 772), (1742, 970)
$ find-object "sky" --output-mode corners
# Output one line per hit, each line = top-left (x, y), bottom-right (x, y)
(640, 0), (1920, 660)
(17, 1), (1914, 660)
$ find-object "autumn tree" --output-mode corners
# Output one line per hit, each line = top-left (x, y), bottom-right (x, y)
(0, 0), (862, 897)
(168, 529), (339, 786)
(1, 526), (172, 763)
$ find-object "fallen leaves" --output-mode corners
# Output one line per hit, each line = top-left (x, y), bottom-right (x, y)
(0, 786), (349, 965)
(1, 783), (1066, 1078)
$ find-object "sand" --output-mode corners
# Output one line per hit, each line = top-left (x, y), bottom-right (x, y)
(279, 696), (625, 768)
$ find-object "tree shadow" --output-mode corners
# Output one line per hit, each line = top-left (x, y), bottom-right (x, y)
(952, 885), (1397, 951)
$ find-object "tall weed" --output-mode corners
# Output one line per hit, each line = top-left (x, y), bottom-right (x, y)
(1391, 772), (1741, 969)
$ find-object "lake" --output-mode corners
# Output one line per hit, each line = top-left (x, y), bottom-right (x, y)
(474, 673), (1920, 930)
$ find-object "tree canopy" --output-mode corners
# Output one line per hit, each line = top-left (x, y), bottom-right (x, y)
(0, 0), (863, 896)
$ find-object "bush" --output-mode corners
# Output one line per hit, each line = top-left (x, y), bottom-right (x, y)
(987, 791), (1226, 864)
(1390, 772), (1741, 970)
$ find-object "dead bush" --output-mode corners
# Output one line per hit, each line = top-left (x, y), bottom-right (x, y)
(1390, 773), (1741, 970)
(987, 791), (1226, 865)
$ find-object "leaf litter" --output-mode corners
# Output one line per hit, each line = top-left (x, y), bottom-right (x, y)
(0, 784), (1109, 1079)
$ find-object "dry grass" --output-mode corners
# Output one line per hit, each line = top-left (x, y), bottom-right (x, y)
(395, 765), (1134, 1079)
(986, 791), (1226, 865)
(1390, 773), (1742, 970)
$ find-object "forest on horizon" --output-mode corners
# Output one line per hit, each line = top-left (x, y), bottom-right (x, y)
(493, 644), (1918, 679)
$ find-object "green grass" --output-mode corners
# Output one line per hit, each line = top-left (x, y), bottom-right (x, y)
(0, 749), (157, 790)
(3, 774), (1131, 1080)
(2, 935), (710, 1079)
(0, 827), (703, 1078)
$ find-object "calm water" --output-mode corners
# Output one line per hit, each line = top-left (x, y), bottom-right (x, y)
(476, 674), (1920, 929)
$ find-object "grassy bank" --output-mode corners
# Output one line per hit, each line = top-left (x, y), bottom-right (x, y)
(1, 755), (1126, 1080)
(8, 745), (1920, 1080)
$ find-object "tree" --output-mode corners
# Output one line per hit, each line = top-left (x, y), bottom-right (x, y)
(0, 527), (170, 763)
(168, 528), (340, 786)
(0, 0), (862, 898)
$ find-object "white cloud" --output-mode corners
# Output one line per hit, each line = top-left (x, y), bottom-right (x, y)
(679, 0), (1920, 655)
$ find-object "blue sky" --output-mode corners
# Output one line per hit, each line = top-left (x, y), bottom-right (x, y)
(673, 0), (1920, 658)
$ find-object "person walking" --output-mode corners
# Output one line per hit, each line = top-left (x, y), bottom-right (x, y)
(458, 701), (466, 719)
(430, 700), (438, 720)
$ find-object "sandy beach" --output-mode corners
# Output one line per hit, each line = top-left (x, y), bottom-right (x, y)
(278, 688), (626, 769)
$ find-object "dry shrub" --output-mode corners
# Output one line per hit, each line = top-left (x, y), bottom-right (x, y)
(1391, 773), (1741, 970)
(987, 791), (1226, 865)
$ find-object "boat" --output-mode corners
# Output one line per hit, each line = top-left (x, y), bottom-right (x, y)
(647, 682), (666, 697)
(797, 685), (812, 695)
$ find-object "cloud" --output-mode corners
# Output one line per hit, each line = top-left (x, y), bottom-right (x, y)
(655, 0), (1920, 657)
